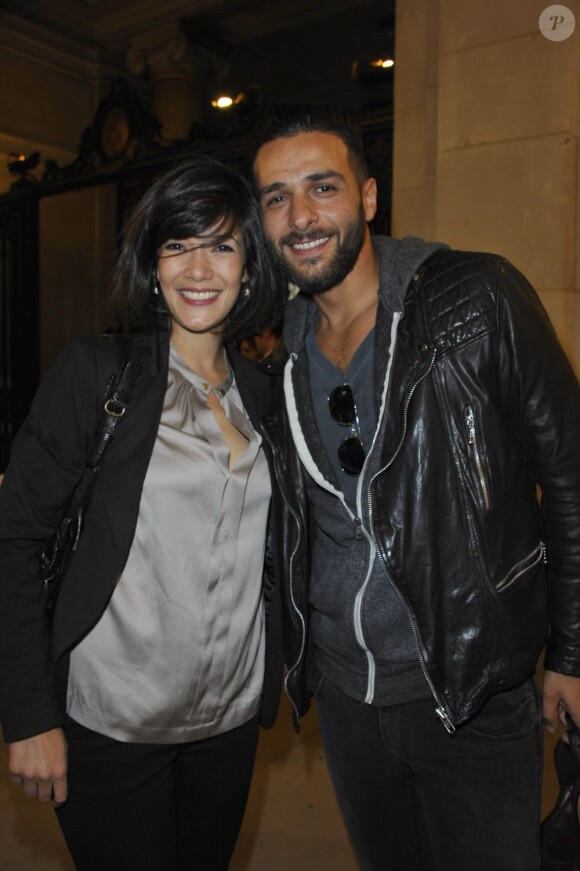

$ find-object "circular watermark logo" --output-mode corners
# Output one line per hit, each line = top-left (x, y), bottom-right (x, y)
(539, 5), (576, 41)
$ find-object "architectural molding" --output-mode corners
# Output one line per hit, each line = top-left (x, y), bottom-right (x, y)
(0, 10), (122, 84)
(0, 130), (78, 161)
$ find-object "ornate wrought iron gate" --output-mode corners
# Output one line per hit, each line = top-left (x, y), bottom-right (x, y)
(0, 194), (39, 470)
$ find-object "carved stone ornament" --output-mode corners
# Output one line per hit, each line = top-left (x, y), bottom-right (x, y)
(41, 77), (160, 185)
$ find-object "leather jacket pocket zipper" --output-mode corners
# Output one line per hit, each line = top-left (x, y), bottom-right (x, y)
(495, 542), (546, 593)
(465, 406), (491, 511)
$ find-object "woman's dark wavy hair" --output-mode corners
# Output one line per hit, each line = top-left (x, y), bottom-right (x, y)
(113, 156), (283, 342)
(252, 101), (369, 184)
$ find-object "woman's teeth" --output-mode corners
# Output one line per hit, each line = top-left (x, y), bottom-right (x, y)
(180, 290), (220, 300)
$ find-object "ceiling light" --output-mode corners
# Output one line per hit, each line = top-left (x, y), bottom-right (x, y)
(210, 86), (262, 119)
(211, 93), (247, 110)
(212, 95), (235, 109)
(351, 56), (395, 85)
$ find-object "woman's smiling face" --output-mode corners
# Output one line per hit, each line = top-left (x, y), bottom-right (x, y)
(156, 227), (247, 340)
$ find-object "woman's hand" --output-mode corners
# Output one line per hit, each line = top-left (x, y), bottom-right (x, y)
(8, 727), (68, 806)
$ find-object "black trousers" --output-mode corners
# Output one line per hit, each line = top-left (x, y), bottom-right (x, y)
(55, 713), (260, 871)
(315, 676), (543, 870)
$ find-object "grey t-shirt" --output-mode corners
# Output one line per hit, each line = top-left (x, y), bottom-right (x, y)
(305, 326), (375, 512)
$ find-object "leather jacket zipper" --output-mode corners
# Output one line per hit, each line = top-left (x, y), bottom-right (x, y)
(260, 422), (306, 729)
(369, 346), (456, 733)
(465, 406), (491, 511)
(495, 541), (546, 593)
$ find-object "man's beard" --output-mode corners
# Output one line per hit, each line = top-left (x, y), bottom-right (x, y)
(266, 206), (367, 296)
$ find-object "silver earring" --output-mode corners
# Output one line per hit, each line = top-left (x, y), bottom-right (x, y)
(242, 282), (251, 299)
(153, 281), (160, 296)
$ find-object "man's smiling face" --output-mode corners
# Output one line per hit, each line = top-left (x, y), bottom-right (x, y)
(255, 131), (376, 295)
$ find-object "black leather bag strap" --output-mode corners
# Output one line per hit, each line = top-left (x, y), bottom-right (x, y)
(89, 344), (141, 467)
(44, 339), (141, 551)
(40, 338), (141, 627)
(566, 714), (580, 769)
(67, 341), (141, 514)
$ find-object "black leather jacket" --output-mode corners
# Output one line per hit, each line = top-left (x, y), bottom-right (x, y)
(261, 248), (580, 732)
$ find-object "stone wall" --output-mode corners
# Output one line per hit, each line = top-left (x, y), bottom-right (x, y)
(393, 0), (580, 373)
(0, 10), (125, 368)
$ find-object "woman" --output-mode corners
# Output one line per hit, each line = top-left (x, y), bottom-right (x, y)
(0, 157), (285, 870)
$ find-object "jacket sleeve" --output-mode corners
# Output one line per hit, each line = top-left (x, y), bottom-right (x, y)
(0, 339), (106, 742)
(495, 259), (580, 675)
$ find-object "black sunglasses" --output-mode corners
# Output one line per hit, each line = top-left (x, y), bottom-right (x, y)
(328, 384), (366, 476)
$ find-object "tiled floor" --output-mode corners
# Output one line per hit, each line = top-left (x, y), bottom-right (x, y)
(0, 694), (561, 870)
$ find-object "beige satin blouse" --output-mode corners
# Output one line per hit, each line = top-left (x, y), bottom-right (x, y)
(67, 345), (270, 743)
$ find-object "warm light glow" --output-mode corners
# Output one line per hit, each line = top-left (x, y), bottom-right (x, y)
(210, 92), (250, 110)
(212, 96), (234, 109)
(373, 58), (394, 69)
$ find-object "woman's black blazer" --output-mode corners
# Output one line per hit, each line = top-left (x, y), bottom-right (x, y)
(0, 329), (284, 743)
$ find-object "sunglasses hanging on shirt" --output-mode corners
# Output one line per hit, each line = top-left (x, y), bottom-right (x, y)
(328, 384), (366, 476)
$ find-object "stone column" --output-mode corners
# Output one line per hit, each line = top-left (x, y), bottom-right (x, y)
(127, 23), (212, 141)
(392, 0), (580, 371)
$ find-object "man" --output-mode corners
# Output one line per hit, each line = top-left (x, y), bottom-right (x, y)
(253, 101), (580, 870)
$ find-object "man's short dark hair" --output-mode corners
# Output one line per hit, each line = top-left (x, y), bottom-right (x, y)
(253, 101), (370, 183)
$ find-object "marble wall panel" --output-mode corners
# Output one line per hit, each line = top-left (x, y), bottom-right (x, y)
(438, 36), (575, 152)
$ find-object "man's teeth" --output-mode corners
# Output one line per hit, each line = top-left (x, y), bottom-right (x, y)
(292, 236), (330, 251)
(181, 290), (220, 300)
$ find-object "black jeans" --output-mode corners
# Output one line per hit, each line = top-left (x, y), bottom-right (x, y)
(315, 676), (543, 871)
(55, 713), (260, 871)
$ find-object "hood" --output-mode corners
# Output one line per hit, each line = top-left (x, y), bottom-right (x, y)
(283, 234), (449, 355)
